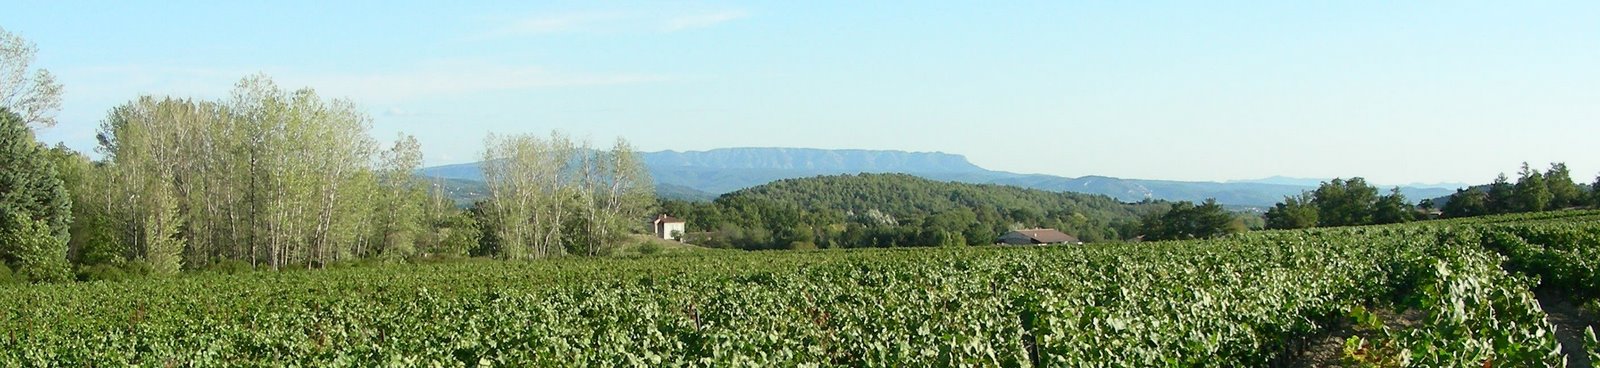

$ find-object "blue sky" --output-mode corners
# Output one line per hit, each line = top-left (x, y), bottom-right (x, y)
(5, 1), (1598, 185)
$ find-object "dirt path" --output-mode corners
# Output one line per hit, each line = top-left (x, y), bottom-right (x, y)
(1537, 291), (1598, 368)
(1282, 308), (1423, 368)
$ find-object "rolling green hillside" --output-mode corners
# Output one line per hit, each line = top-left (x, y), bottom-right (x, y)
(658, 173), (1172, 249)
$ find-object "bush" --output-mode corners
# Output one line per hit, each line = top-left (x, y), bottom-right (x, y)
(638, 242), (664, 255)
(0, 263), (13, 284)
(120, 260), (155, 278)
(2, 213), (72, 283)
(75, 263), (129, 282)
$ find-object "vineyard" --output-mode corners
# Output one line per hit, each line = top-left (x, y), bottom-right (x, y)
(3, 211), (1600, 366)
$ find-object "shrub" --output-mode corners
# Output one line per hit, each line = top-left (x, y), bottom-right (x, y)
(2, 213), (72, 283)
(638, 242), (664, 255)
(76, 263), (129, 282)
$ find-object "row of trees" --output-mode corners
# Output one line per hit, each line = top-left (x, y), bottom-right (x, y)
(1263, 178), (1416, 229)
(1439, 163), (1597, 218)
(5, 82), (658, 282)
(475, 133), (655, 259)
(0, 28), (656, 282)
(63, 77), (474, 273)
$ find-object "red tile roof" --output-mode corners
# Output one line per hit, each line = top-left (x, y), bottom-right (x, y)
(1010, 229), (1079, 244)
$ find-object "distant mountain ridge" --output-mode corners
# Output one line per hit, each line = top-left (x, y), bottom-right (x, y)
(417, 147), (1457, 207)
(646, 148), (987, 173)
(1229, 176), (1469, 190)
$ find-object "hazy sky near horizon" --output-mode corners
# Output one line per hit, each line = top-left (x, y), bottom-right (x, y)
(5, 1), (1598, 185)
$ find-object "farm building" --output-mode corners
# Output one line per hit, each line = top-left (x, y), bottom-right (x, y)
(997, 229), (1082, 245)
(651, 214), (686, 241)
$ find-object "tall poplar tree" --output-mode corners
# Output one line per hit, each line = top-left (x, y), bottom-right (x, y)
(0, 27), (62, 128)
(94, 76), (402, 270)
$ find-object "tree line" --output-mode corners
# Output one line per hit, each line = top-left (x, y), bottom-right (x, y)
(0, 29), (654, 283)
(1261, 163), (1598, 231)
(1436, 162), (1597, 218)
(1261, 177), (1417, 229)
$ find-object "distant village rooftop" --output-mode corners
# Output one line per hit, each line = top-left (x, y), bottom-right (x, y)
(997, 229), (1082, 245)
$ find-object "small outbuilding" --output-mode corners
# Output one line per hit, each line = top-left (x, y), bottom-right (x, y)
(651, 214), (686, 241)
(997, 229), (1082, 245)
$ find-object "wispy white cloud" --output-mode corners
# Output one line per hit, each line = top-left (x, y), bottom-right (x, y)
(288, 61), (669, 103)
(662, 10), (749, 31)
(473, 9), (747, 39)
(58, 61), (670, 106)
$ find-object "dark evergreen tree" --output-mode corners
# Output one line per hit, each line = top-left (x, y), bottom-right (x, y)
(1312, 178), (1378, 227)
(1140, 199), (1236, 241)
(1486, 174), (1515, 214)
(1512, 163), (1552, 212)
(1592, 175), (1600, 207)
(1543, 163), (1582, 208)
(0, 108), (72, 282)
(1442, 188), (1489, 218)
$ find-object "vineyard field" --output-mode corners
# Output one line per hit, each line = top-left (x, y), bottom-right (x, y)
(4, 212), (1600, 366)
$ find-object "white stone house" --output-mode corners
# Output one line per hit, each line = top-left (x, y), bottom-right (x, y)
(651, 214), (686, 241)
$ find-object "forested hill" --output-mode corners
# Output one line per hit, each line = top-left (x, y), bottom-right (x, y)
(723, 173), (1158, 222)
(658, 173), (1169, 249)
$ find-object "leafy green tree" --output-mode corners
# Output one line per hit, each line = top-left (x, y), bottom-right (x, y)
(1264, 192), (1318, 230)
(1512, 163), (1552, 213)
(139, 185), (184, 275)
(1140, 199), (1237, 241)
(374, 134), (426, 260)
(41, 145), (124, 266)
(0, 108), (70, 282)
(1442, 188), (1489, 218)
(481, 133), (655, 257)
(89, 76), (431, 270)
(1, 213), (71, 282)
(936, 230), (967, 247)
(434, 213), (482, 257)
(1543, 163), (1582, 208)
(1371, 188), (1414, 225)
(1486, 174), (1515, 214)
(1587, 174), (1600, 208)
(1312, 178), (1379, 227)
